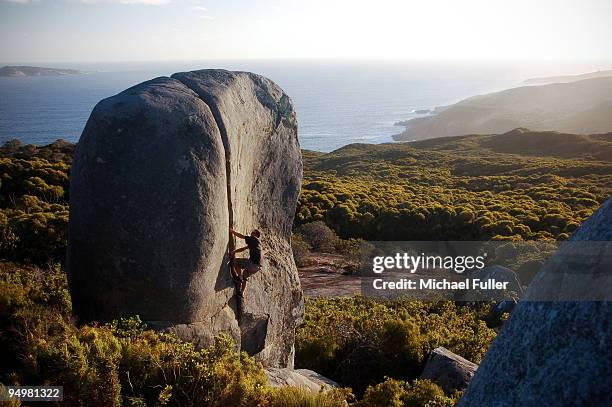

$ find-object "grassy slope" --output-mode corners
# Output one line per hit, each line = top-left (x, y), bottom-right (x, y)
(407, 128), (612, 162)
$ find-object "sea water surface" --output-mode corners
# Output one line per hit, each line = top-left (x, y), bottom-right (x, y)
(0, 60), (554, 152)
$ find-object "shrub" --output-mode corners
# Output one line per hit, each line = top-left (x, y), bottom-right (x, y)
(357, 378), (455, 407)
(296, 221), (340, 253)
(334, 238), (363, 257)
(358, 378), (405, 407)
(295, 297), (495, 396)
(292, 234), (312, 267)
(0, 262), (273, 406)
(0, 141), (71, 264)
(379, 319), (423, 378)
(269, 386), (352, 407)
(403, 379), (454, 407)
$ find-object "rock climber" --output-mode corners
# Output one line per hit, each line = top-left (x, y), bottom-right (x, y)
(229, 227), (262, 298)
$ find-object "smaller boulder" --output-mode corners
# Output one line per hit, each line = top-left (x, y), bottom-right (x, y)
(420, 347), (478, 394)
(486, 298), (518, 327)
(265, 368), (339, 392)
(473, 265), (524, 300)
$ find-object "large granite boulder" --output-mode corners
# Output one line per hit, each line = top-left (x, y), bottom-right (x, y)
(265, 368), (339, 392)
(68, 70), (303, 368)
(420, 347), (478, 394)
(460, 197), (612, 406)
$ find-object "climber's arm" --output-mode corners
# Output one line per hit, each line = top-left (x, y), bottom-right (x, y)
(231, 246), (249, 255)
(229, 228), (245, 239)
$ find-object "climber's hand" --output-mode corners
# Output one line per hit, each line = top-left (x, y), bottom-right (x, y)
(229, 229), (246, 239)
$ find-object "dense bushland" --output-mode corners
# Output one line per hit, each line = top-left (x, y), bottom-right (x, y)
(297, 135), (611, 241)
(295, 297), (495, 396)
(1, 261), (456, 406)
(1, 131), (609, 406)
(0, 261), (351, 406)
(356, 378), (460, 407)
(3, 131), (610, 265)
(0, 140), (71, 264)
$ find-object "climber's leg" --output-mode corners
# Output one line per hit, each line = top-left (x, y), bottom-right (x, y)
(230, 258), (242, 282)
(239, 260), (261, 295)
(234, 258), (249, 280)
(233, 259), (260, 298)
(233, 258), (251, 297)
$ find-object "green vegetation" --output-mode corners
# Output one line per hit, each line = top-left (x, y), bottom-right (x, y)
(357, 378), (459, 407)
(268, 386), (352, 407)
(409, 129), (612, 162)
(296, 297), (495, 396)
(4, 130), (610, 264)
(1, 130), (610, 406)
(292, 221), (361, 270)
(0, 261), (347, 406)
(0, 261), (463, 406)
(297, 132), (612, 241)
(0, 140), (72, 264)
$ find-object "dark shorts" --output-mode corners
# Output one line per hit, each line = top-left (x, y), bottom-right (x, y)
(235, 258), (261, 279)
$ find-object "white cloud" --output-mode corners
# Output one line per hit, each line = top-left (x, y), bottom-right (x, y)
(2, 0), (181, 6)
(192, 5), (213, 19)
(2, 0), (37, 4)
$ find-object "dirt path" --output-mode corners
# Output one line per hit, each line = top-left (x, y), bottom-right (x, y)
(297, 252), (361, 297)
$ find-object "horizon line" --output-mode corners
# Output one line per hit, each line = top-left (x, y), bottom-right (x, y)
(3, 56), (612, 66)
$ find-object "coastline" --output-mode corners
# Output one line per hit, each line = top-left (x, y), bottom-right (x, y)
(392, 75), (612, 142)
(0, 62), (531, 151)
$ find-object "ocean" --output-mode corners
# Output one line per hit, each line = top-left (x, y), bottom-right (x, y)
(0, 60), (563, 152)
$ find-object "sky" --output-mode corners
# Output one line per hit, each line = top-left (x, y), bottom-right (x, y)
(0, 0), (611, 63)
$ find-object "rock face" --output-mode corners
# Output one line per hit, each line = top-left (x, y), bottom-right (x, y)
(265, 368), (339, 392)
(420, 347), (478, 394)
(68, 70), (303, 368)
(460, 197), (612, 406)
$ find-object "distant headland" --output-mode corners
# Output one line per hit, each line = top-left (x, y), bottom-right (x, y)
(0, 65), (83, 77)
(393, 75), (612, 141)
(524, 69), (612, 85)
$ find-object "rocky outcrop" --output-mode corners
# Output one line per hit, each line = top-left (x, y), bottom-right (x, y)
(420, 347), (478, 394)
(68, 69), (303, 368)
(460, 197), (612, 406)
(265, 368), (339, 391)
